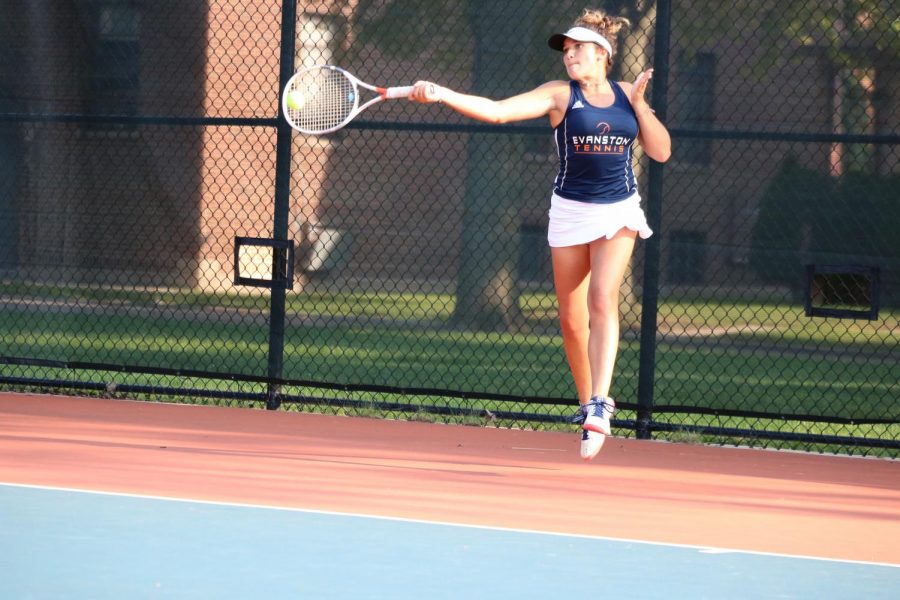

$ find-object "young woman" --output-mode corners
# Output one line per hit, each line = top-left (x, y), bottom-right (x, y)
(409, 9), (671, 460)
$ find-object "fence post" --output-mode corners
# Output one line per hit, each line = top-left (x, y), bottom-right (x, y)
(267, 0), (297, 410)
(636, 0), (671, 439)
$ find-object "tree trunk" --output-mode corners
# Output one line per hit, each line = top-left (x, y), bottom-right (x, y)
(451, 1), (534, 331)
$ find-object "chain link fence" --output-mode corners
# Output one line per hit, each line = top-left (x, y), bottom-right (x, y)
(1, 0), (897, 456)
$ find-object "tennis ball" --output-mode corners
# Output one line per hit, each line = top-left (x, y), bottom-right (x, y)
(286, 90), (305, 110)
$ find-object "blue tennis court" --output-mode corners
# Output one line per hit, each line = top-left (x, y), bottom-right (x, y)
(2, 483), (897, 599)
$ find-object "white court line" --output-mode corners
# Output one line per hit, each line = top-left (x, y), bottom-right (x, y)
(2, 481), (897, 570)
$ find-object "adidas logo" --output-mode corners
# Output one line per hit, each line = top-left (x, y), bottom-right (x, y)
(572, 100), (585, 109)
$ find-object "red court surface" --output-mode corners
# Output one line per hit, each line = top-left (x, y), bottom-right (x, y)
(1, 392), (898, 565)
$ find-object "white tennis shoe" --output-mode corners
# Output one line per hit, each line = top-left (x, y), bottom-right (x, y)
(578, 397), (615, 460)
(583, 397), (615, 436)
(580, 428), (605, 460)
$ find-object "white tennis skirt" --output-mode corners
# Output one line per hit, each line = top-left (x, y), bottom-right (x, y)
(547, 191), (653, 247)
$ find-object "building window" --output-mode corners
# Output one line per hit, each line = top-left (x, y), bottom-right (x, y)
(668, 230), (706, 285)
(677, 52), (716, 166)
(85, 1), (141, 126)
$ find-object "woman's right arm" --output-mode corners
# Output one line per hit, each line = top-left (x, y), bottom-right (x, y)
(409, 80), (569, 125)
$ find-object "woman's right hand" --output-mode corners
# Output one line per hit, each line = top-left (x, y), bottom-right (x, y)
(408, 81), (443, 104)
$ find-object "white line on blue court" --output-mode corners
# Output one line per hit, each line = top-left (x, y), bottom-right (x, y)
(2, 482), (898, 599)
(3, 481), (897, 569)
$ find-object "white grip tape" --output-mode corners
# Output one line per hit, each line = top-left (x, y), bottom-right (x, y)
(385, 86), (414, 99)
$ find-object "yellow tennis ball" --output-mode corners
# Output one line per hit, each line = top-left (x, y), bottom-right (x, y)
(286, 90), (305, 110)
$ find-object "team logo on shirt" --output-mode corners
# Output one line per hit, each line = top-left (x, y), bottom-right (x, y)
(571, 122), (630, 154)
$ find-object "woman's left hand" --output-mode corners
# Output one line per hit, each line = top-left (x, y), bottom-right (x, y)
(627, 67), (671, 162)
(629, 69), (653, 113)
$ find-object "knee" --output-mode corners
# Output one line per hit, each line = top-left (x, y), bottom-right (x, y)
(587, 287), (619, 319)
(558, 308), (589, 337)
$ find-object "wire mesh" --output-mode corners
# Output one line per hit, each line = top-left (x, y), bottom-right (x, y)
(0, 0), (897, 456)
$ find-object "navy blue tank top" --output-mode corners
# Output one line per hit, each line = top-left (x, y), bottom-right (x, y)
(553, 80), (639, 203)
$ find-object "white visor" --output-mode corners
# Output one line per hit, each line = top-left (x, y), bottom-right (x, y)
(548, 26), (613, 57)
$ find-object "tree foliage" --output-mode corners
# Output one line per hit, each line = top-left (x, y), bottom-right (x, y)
(681, 0), (900, 73)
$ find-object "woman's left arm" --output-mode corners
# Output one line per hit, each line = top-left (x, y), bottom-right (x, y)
(622, 70), (672, 163)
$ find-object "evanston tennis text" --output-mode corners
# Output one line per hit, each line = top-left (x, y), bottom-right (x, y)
(571, 135), (631, 154)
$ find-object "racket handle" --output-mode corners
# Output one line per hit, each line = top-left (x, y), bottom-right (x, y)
(384, 86), (414, 99)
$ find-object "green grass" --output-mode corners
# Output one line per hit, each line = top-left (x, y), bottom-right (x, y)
(6, 311), (894, 419)
(1, 284), (897, 456)
(4, 281), (896, 346)
(654, 298), (900, 348)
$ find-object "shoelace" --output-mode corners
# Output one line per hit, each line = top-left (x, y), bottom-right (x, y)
(567, 409), (586, 424)
(567, 398), (615, 424)
(590, 399), (615, 419)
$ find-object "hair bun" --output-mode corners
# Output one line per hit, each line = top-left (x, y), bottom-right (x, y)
(575, 9), (631, 36)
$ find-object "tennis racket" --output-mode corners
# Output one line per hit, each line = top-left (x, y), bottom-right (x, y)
(281, 65), (421, 135)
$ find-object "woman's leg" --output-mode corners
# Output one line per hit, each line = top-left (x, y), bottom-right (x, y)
(550, 243), (592, 405)
(587, 228), (637, 399)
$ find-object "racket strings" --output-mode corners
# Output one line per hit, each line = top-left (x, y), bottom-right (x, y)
(286, 68), (355, 133)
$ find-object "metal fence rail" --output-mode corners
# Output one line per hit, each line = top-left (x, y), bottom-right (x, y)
(1, 0), (897, 456)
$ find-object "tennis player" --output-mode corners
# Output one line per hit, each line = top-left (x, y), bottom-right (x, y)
(410, 9), (671, 459)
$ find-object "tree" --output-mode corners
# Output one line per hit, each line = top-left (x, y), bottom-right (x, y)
(354, 0), (540, 330)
